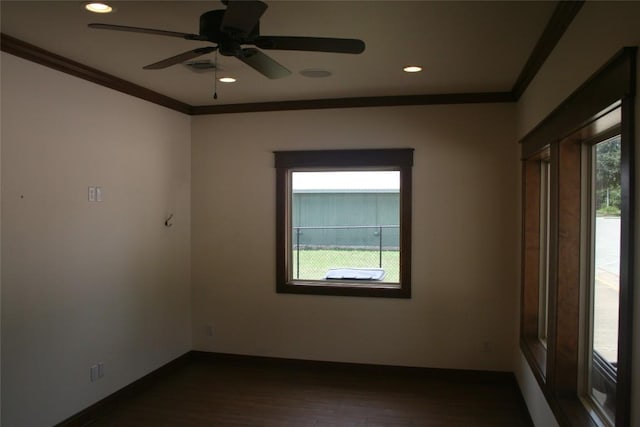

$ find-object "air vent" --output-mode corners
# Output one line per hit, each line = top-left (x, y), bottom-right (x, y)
(184, 60), (217, 73)
(300, 68), (332, 78)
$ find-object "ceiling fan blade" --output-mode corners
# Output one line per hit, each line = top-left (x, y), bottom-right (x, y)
(236, 48), (291, 79)
(143, 47), (217, 70)
(89, 23), (204, 40)
(221, 0), (267, 36)
(254, 36), (365, 54)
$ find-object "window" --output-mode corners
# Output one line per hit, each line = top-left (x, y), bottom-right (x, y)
(520, 147), (551, 380)
(274, 149), (413, 298)
(538, 158), (551, 347)
(584, 133), (622, 425)
(519, 48), (635, 427)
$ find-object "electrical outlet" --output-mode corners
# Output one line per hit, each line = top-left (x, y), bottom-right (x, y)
(206, 324), (214, 337)
(90, 363), (105, 382)
(481, 341), (492, 353)
(88, 186), (96, 202)
(95, 187), (103, 202)
(90, 364), (99, 382)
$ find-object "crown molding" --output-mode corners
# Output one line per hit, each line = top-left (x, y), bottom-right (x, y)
(0, 33), (192, 115)
(191, 92), (515, 115)
(2, 0), (583, 116)
(1, 32), (513, 115)
(511, 0), (584, 100)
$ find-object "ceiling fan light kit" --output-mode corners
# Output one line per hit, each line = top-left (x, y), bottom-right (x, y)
(84, 2), (113, 14)
(88, 0), (365, 80)
(403, 66), (422, 73)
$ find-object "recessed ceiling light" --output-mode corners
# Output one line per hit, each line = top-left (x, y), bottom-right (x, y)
(403, 66), (422, 73)
(85, 2), (113, 13)
(219, 77), (236, 83)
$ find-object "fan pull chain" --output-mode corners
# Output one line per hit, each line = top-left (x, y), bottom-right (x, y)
(213, 51), (218, 100)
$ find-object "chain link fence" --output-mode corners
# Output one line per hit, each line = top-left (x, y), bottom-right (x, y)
(292, 225), (400, 282)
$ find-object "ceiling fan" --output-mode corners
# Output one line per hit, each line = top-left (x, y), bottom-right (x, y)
(88, 0), (366, 79)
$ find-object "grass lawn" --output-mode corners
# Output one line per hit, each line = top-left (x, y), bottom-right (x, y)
(292, 249), (399, 282)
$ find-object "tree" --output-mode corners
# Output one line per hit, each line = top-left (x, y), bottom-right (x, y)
(595, 137), (621, 214)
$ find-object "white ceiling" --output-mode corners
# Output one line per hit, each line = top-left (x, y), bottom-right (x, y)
(1, 1), (556, 106)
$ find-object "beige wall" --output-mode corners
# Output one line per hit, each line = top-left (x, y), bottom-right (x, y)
(0, 52), (3, 423)
(191, 104), (519, 370)
(515, 2), (640, 426)
(4, 3), (638, 425)
(0, 53), (192, 427)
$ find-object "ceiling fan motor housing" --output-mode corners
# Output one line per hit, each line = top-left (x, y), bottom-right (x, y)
(199, 10), (259, 45)
(88, 1), (364, 79)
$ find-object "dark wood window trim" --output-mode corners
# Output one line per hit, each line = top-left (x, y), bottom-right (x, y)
(519, 47), (636, 427)
(274, 149), (413, 298)
(521, 47), (636, 157)
(521, 147), (550, 385)
(616, 95), (635, 427)
(548, 134), (582, 396)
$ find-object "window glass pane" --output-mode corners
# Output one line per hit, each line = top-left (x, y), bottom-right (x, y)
(588, 135), (621, 424)
(538, 161), (550, 346)
(291, 171), (400, 283)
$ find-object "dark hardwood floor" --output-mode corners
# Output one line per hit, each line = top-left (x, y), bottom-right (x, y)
(85, 353), (533, 427)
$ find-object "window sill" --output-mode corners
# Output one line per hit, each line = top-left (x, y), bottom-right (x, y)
(556, 395), (602, 427)
(276, 280), (410, 298)
(520, 336), (547, 387)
